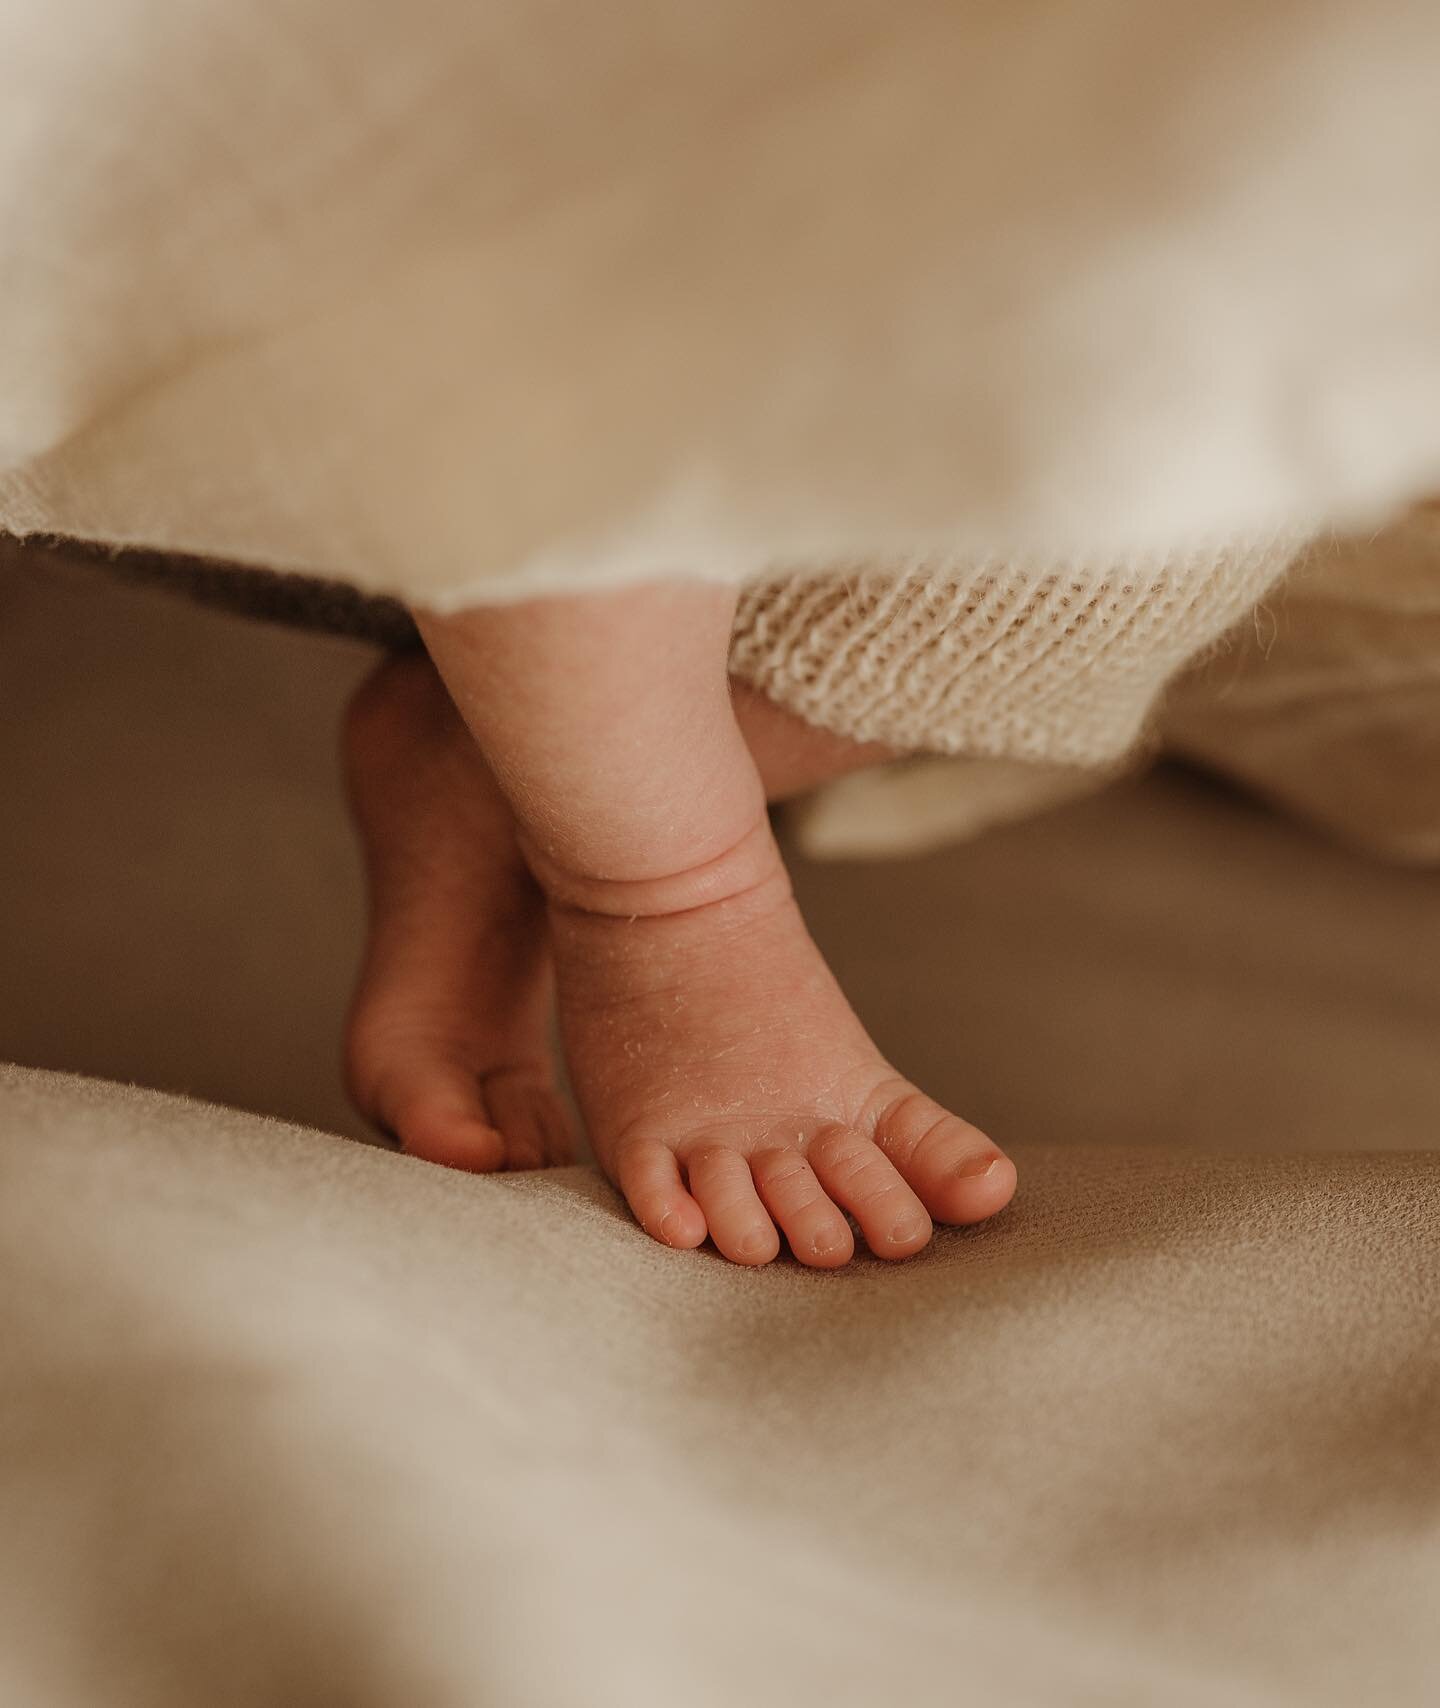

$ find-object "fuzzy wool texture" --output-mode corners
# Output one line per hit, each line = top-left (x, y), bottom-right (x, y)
(787, 510), (1440, 859)
(732, 536), (1299, 762)
(3, 2), (1440, 601)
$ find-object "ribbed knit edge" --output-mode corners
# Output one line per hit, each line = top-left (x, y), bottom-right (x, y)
(730, 536), (1305, 765)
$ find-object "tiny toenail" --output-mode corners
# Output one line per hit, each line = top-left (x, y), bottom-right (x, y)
(957, 1154), (1000, 1179)
(891, 1217), (927, 1245)
(657, 1212), (681, 1245)
(812, 1227), (842, 1256)
(739, 1230), (773, 1259)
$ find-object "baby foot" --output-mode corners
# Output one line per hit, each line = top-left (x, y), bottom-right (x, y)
(342, 653), (575, 1171)
(539, 819), (1016, 1267)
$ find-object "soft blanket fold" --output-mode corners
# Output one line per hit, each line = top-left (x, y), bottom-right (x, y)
(4, 1), (1440, 600)
(1, 1065), (1437, 1708)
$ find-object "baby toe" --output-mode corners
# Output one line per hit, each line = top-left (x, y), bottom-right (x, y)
(482, 1070), (575, 1171)
(806, 1125), (931, 1261)
(685, 1145), (781, 1266)
(394, 1097), (509, 1174)
(750, 1149), (854, 1268)
(616, 1140), (708, 1249)
(872, 1092), (1017, 1226)
(353, 1045), (508, 1173)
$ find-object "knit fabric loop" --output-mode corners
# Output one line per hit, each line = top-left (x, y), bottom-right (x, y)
(730, 538), (1299, 764)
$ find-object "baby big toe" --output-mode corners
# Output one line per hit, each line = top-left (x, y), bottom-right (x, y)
(389, 1089), (509, 1174)
(875, 1095), (1017, 1226)
(481, 1070), (577, 1170)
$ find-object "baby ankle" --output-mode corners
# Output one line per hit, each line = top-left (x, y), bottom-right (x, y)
(523, 817), (784, 920)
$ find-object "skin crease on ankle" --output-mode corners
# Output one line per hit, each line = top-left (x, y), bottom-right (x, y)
(419, 581), (763, 887)
(384, 587), (1018, 1264)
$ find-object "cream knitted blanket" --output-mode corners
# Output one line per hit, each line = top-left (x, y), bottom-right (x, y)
(784, 510), (1440, 859)
(4, 1), (1440, 781)
(732, 538), (1298, 763)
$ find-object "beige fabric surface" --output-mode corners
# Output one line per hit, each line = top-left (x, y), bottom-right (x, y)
(2, 1065), (1437, 1708)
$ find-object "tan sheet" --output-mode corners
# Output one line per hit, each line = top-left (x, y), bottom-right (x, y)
(2, 1068), (1436, 1708)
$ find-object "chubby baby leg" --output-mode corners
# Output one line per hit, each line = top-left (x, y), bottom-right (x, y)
(415, 582), (1015, 1266)
(343, 652), (576, 1171)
